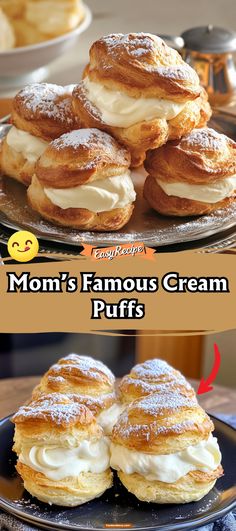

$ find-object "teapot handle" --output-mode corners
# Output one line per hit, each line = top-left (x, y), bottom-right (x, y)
(158, 34), (185, 51)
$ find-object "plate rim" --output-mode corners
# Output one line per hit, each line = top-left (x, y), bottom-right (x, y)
(0, 414), (235, 531)
(0, 205), (236, 248)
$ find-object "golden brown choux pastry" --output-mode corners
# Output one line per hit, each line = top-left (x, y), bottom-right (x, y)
(0, 83), (81, 186)
(25, 0), (84, 38)
(27, 128), (136, 231)
(32, 353), (115, 399)
(72, 33), (211, 168)
(12, 397), (112, 506)
(144, 127), (236, 217)
(119, 358), (196, 405)
(32, 390), (119, 436)
(110, 392), (223, 504)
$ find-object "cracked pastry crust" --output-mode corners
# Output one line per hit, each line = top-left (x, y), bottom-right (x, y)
(144, 127), (236, 216)
(0, 83), (80, 186)
(12, 399), (113, 506)
(111, 392), (223, 503)
(119, 358), (196, 404)
(72, 33), (211, 167)
(27, 128), (135, 231)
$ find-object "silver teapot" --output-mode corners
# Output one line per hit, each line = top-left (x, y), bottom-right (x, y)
(160, 26), (236, 108)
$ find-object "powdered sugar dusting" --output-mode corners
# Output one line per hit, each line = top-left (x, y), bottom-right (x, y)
(18, 83), (75, 124)
(182, 127), (233, 151)
(32, 391), (116, 415)
(156, 65), (198, 82)
(132, 358), (178, 380)
(52, 128), (115, 153)
(13, 402), (91, 427)
(57, 353), (115, 383)
(102, 33), (157, 58)
(134, 391), (197, 415)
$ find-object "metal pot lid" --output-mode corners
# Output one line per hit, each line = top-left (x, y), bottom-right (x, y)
(181, 25), (236, 53)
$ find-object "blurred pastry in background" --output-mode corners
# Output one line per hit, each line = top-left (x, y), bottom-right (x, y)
(12, 398), (112, 506)
(73, 33), (212, 168)
(28, 128), (136, 231)
(25, 0), (85, 38)
(144, 127), (236, 217)
(111, 392), (223, 503)
(0, 0), (26, 19)
(0, 7), (15, 50)
(0, 0), (85, 48)
(0, 83), (80, 186)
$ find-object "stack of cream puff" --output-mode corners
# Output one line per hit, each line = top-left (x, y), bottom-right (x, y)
(110, 391), (223, 504)
(12, 397), (112, 506)
(12, 355), (222, 506)
(0, 0), (85, 47)
(72, 33), (211, 168)
(144, 127), (236, 217)
(2, 32), (234, 228)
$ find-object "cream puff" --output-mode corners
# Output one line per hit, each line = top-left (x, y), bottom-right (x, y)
(31, 354), (119, 435)
(27, 128), (136, 231)
(26, 0), (84, 37)
(119, 358), (196, 405)
(111, 392), (223, 504)
(12, 397), (112, 506)
(144, 127), (236, 217)
(72, 33), (212, 168)
(0, 83), (80, 186)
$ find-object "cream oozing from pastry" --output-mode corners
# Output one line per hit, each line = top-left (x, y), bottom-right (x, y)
(6, 126), (48, 164)
(156, 176), (236, 204)
(0, 8), (15, 50)
(25, 0), (83, 35)
(19, 437), (110, 481)
(110, 435), (221, 483)
(44, 171), (136, 212)
(83, 78), (186, 128)
(97, 403), (126, 435)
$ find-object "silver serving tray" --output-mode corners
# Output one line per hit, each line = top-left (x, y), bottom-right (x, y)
(0, 111), (235, 248)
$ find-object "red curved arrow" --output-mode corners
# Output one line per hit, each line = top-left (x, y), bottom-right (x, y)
(197, 343), (221, 395)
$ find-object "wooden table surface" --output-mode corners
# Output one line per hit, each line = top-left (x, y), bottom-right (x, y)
(0, 376), (235, 419)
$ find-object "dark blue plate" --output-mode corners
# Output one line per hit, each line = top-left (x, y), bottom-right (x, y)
(0, 415), (235, 531)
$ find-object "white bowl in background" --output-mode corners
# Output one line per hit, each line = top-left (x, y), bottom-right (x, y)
(0, 4), (92, 89)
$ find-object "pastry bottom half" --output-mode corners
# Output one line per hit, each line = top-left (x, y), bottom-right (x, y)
(144, 176), (235, 217)
(27, 176), (134, 231)
(117, 465), (223, 504)
(0, 139), (34, 186)
(16, 461), (113, 507)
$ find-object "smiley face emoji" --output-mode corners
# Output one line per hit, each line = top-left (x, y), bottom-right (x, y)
(8, 231), (39, 262)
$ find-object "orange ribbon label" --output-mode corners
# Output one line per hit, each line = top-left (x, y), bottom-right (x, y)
(81, 242), (155, 261)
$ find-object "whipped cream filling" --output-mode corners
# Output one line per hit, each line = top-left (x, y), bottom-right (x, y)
(6, 126), (48, 164)
(110, 435), (221, 483)
(83, 78), (186, 128)
(44, 171), (136, 212)
(26, 1), (83, 35)
(97, 403), (126, 435)
(19, 437), (110, 481)
(156, 176), (236, 204)
(0, 8), (15, 50)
